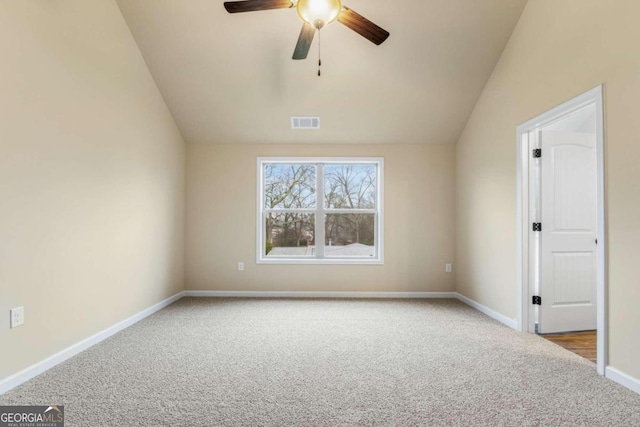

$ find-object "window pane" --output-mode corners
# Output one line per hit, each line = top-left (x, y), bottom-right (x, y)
(265, 213), (315, 257)
(324, 164), (376, 209)
(324, 213), (375, 257)
(264, 164), (316, 209)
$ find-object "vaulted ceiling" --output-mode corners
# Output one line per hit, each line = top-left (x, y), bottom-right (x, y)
(116, 0), (527, 144)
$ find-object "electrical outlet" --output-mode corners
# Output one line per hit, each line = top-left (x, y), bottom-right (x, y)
(238, 262), (244, 271)
(445, 264), (452, 273)
(10, 306), (24, 328)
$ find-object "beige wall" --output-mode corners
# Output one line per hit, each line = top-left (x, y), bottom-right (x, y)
(0, 1), (185, 380)
(187, 144), (455, 293)
(456, 0), (640, 378)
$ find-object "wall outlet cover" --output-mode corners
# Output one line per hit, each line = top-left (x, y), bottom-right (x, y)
(10, 306), (25, 328)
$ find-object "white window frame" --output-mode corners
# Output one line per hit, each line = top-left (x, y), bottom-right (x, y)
(257, 157), (384, 265)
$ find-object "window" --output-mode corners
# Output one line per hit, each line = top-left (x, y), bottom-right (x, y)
(257, 157), (384, 264)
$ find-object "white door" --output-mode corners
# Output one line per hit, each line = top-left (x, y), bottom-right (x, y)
(538, 130), (597, 334)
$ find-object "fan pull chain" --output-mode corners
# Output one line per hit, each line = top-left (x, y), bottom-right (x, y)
(318, 28), (321, 77)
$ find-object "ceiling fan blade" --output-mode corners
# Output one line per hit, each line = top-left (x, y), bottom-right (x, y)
(292, 23), (316, 60)
(338, 6), (390, 45)
(224, 0), (293, 13)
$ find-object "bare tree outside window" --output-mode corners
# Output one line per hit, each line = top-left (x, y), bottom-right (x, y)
(324, 165), (376, 251)
(264, 165), (315, 256)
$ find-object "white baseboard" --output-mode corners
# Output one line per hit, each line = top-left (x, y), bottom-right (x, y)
(183, 290), (457, 299)
(0, 291), (184, 396)
(454, 292), (518, 329)
(606, 366), (640, 394)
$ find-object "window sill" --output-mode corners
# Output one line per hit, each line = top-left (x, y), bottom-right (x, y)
(256, 257), (384, 265)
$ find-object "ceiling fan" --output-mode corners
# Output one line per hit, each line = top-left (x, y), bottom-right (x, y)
(223, 0), (390, 61)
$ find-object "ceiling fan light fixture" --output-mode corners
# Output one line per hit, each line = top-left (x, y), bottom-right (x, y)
(296, 0), (342, 29)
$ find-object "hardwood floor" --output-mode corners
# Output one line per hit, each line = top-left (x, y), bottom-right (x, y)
(540, 330), (596, 363)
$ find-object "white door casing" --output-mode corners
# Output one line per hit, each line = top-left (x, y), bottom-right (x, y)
(517, 85), (605, 375)
(538, 130), (597, 334)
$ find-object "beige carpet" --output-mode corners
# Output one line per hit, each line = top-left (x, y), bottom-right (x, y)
(2, 298), (640, 426)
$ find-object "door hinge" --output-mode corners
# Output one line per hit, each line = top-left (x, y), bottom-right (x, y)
(532, 148), (542, 158)
(532, 296), (542, 305)
(532, 222), (542, 232)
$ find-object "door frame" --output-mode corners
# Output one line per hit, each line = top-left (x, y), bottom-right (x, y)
(516, 85), (606, 375)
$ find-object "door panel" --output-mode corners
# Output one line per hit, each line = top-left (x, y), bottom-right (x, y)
(552, 252), (595, 305)
(539, 131), (597, 334)
(552, 146), (595, 231)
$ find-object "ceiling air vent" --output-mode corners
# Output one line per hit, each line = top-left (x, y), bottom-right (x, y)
(291, 116), (320, 130)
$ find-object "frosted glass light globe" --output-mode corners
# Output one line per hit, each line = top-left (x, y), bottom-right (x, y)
(297, 0), (342, 29)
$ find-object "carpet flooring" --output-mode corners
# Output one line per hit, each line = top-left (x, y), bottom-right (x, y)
(2, 298), (640, 426)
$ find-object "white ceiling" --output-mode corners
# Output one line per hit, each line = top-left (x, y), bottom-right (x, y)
(116, 0), (528, 144)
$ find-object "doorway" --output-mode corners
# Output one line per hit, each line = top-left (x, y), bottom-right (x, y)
(516, 86), (606, 375)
